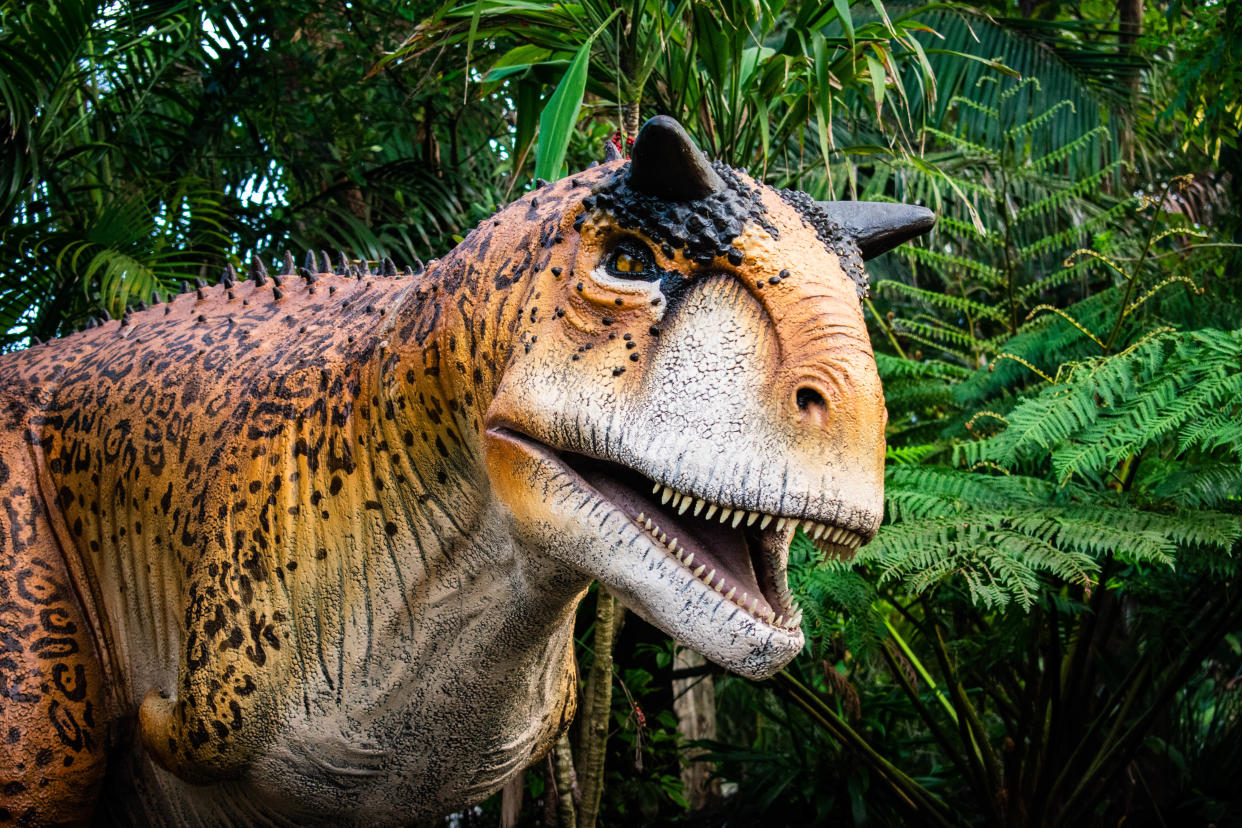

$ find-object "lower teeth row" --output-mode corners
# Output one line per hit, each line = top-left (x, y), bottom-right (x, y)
(635, 511), (802, 630)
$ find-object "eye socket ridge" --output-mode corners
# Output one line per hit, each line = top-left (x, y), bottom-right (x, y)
(604, 238), (657, 280)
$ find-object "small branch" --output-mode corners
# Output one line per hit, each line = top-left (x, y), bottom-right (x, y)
(575, 589), (622, 828)
(553, 732), (578, 828)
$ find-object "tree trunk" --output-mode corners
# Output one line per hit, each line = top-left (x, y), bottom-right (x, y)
(623, 101), (641, 146)
(1118, 0), (1143, 168)
(671, 648), (719, 811)
(500, 771), (524, 828)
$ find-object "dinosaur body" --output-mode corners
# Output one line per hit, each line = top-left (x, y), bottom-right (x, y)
(0, 117), (932, 824)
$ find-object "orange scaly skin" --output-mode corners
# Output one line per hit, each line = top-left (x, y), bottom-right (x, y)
(0, 147), (896, 824)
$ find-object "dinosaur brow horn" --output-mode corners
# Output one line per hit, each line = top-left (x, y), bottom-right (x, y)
(816, 201), (936, 260)
(627, 115), (725, 202)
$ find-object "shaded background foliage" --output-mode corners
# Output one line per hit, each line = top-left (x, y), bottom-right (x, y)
(2, 0), (1239, 825)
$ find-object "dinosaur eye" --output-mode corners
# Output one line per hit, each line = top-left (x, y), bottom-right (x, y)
(605, 240), (654, 279)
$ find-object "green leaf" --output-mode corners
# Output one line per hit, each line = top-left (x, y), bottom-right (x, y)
(865, 52), (886, 118)
(832, 0), (855, 51)
(483, 45), (562, 82)
(533, 39), (591, 182)
(533, 7), (619, 182)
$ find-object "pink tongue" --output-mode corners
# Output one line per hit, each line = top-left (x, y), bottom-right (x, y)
(578, 466), (770, 614)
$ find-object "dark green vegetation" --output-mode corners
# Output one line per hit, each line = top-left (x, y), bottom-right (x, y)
(3, 0), (1239, 824)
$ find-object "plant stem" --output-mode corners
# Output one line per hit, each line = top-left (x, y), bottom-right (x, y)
(1103, 177), (1177, 352)
(576, 589), (620, 828)
(775, 671), (956, 825)
(554, 732), (578, 828)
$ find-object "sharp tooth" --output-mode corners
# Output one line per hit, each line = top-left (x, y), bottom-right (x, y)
(719, 507), (732, 524)
(670, 492), (682, 508)
(644, 518), (653, 530)
(774, 615), (784, 627)
(704, 568), (716, 584)
(731, 510), (744, 528)
(749, 597), (759, 613)
(692, 498), (704, 516)
(668, 538), (678, 553)
(683, 552), (694, 568)
(713, 580), (723, 593)
(678, 496), (691, 515)
(675, 549), (684, 560)
(660, 487), (673, 505)
(803, 519), (815, 533)
(659, 532), (668, 543)
(652, 483), (660, 494)
(704, 503), (718, 520)
(740, 592), (748, 606)
(746, 511), (758, 527)
(760, 514), (772, 530)
(725, 587), (736, 600)
(637, 512), (645, 522)
(776, 517), (787, 532)
(693, 564), (706, 578)
(831, 527), (845, 543)
(813, 524), (825, 540)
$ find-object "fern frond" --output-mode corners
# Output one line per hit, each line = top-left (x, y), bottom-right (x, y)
(898, 246), (1007, 282)
(1028, 125), (1110, 172)
(1015, 161), (1124, 221)
(1004, 99), (1076, 141)
(1178, 408), (1242, 457)
(935, 214), (997, 242)
(877, 280), (1008, 322)
(1014, 201), (1131, 264)
(1024, 305), (1105, 349)
(1124, 275), (1204, 316)
(875, 352), (972, 381)
(945, 95), (999, 121)
(923, 126), (999, 161)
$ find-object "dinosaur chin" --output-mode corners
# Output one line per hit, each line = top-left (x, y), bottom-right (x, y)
(486, 424), (864, 680)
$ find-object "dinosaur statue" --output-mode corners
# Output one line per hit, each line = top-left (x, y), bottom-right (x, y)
(0, 116), (933, 825)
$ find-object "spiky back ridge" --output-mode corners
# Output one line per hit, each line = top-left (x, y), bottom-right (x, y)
(29, 249), (430, 344)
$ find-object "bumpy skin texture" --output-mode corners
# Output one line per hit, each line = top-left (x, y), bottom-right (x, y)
(0, 153), (887, 824)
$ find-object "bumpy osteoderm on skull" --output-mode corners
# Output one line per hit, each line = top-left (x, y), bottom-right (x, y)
(585, 162), (780, 265)
(0, 115), (931, 825)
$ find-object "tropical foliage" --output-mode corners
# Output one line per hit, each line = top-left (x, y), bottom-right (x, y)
(2, 0), (1239, 825)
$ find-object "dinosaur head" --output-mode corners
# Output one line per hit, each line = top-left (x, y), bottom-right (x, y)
(482, 117), (932, 679)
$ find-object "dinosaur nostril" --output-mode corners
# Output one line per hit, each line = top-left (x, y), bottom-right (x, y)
(795, 386), (826, 412)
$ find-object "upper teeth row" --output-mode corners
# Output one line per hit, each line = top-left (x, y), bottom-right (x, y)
(649, 482), (862, 550)
(636, 511), (803, 630)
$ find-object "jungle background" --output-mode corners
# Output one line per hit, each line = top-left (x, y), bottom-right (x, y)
(1, 0), (1240, 824)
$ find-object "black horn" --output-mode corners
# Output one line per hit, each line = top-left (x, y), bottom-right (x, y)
(817, 201), (936, 260)
(627, 115), (725, 202)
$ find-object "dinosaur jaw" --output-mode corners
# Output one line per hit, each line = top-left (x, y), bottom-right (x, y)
(485, 425), (860, 679)
(563, 450), (801, 627)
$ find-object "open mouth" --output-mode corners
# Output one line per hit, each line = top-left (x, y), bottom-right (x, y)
(490, 427), (864, 631)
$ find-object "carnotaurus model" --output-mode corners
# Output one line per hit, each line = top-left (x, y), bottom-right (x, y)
(0, 117), (932, 824)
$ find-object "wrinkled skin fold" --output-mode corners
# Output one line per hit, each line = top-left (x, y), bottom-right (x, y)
(0, 116), (930, 824)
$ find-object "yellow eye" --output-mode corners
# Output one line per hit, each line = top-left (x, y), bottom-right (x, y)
(614, 252), (644, 273)
(607, 241), (654, 279)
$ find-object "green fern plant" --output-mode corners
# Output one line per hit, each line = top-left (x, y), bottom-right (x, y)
(774, 72), (1242, 824)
